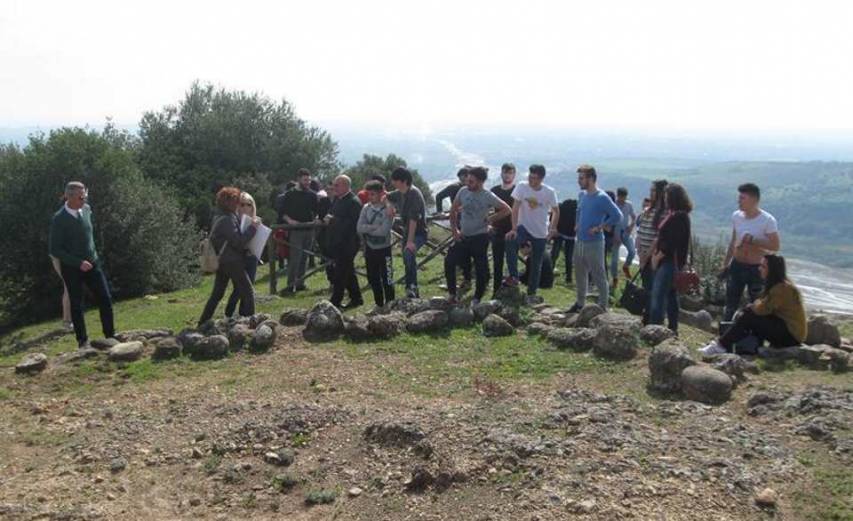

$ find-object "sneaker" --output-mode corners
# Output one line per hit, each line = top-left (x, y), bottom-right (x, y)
(567, 303), (583, 314)
(502, 276), (519, 287)
(699, 340), (727, 356)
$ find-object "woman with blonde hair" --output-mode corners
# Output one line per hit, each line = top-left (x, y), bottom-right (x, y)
(224, 192), (261, 317)
(198, 187), (259, 326)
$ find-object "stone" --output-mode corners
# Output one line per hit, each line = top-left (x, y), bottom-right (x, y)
(797, 344), (849, 371)
(678, 309), (714, 332)
(227, 324), (252, 351)
(279, 307), (309, 326)
(525, 295), (544, 306)
(589, 312), (641, 332)
(482, 314), (514, 337)
(681, 365), (733, 404)
(177, 330), (205, 358)
(754, 488), (777, 508)
(152, 337), (182, 361)
(805, 314), (841, 347)
(90, 338), (119, 350)
(53, 347), (100, 365)
(387, 298), (431, 316)
(679, 294), (705, 312)
(108, 341), (144, 362)
(344, 314), (372, 341)
(406, 310), (449, 333)
(348, 487), (362, 497)
(15, 353), (48, 375)
(546, 328), (597, 351)
(364, 421), (426, 448)
(248, 313), (272, 329)
(110, 457), (127, 473)
(592, 323), (639, 361)
(648, 339), (696, 393)
(494, 285), (525, 307)
(251, 323), (276, 352)
(428, 296), (454, 312)
(405, 466), (434, 492)
(367, 312), (406, 339)
(264, 448), (294, 467)
(304, 300), (345, 339)
(575, 304), (605, 327)
(526, 322), (553, 337)
(191, 335), (229, 360)
(496, 306), (522, 327)
(709, 353), (758, 385)
(448, 307), (475, 327)
(757, 345), (801, 360)
(640, 324), (676, 346)
(115, 329), (172, 342)
(198, 319), (227, 337)
(472, 300), (502, 321)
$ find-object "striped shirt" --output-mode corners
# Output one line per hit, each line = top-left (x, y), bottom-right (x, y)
(635, 210), (659, 259)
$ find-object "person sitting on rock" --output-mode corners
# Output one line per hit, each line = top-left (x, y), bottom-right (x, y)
(701, 254), (806, 355)
(520, 241), (554, 289)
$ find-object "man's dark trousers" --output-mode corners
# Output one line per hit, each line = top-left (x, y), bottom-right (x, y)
(60, 263), (115, 346)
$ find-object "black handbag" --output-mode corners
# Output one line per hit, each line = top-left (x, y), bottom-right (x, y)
(620, 269), (648, 316)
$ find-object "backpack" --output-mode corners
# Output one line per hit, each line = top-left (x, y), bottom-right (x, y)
(199, 217), (228, 273)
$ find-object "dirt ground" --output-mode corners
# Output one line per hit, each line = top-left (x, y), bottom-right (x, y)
(1, 325), (851, 521)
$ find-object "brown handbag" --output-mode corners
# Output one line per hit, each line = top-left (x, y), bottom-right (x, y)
(674, 237), (700, 295)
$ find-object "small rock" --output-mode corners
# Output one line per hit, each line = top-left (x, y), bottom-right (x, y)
(304, 300), (346, 339)
(678, 309), (714, 332)
(448, 307), (475, 327)
(108, 341), (144, 362)
(754, 487), (777, 508)
(251, 323), (277, 352)
(709, 353), (758, 385)
(406, 310), (449, 333)
(265, 449), (294, 467)
(546, 328), (597, 351)
(428, 296), (453, 312)
(110, 457), (127, 473)
(592, 323), (638, 361)
(648, 339), (696, 393)
(681, 365), (733, 404)
(575, 304), (605, 327)
(526, 322), (554, 337)
(344, 314), (372, 341)
(640, 324), (676, 346)
(90, 338), (119, 350)
(152, 337), (181, 360)
(805, 315), (841, 347)
(227, 324), (252, 351)
(472, 300), (502, 321)
(15, 353), (48, 375)
(191, 335), (229, 360)
(367, 312), (406, 338)
(279, 308), (309, 327)
(482, 314), (514, 337)
(348, 487), (363, 497)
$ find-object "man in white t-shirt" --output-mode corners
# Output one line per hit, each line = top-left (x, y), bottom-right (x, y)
(504, 164), (559, 300)
(721, 182), (781, 321)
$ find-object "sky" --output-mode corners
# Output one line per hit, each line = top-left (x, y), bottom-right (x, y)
(2, 0), (853, 132)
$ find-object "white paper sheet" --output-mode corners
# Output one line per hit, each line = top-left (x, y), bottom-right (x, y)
(247, 222), (272, 260)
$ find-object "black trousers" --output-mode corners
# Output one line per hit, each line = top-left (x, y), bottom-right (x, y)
(331, 249), (362, 307)
(550, 236), (575, 282)
(365, 246), (395, 307)
(61, 263), (115, 346)
(491, 233), (506, 293)
(446, 233), (490, 300)
(199, 260), (255, 326)
(719, 308), (799, 350)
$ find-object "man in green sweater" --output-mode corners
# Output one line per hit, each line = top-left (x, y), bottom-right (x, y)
(49, 181), (115, 348)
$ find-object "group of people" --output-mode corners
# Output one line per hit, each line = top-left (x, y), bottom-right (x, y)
(48, 165), (808, 358)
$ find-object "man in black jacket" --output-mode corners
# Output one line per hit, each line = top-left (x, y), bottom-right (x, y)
(551, 198), (577, 284)
(280, 169), (319, 293)
(326, 175), (363, 309)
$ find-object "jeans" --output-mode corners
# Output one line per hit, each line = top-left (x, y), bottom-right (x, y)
(609, 227), (636, 277)
(287, 229), (314, 289)
(199, 259), (255, 326)
(550, 235), (575, 282)
(402, 232), (428, 295)
(60, 263), (115, 346)
(446, 233), (490, 300)
(719, 308), (799, 350)
(724, 260), (764, 321)
(640, 262), (654, 324)
(491, 233), (507, 293)
(621, 229), (636, 267)
(330, 248), (362, 307)
(506, 226), (547, 295)
(365, 246), (395, 307)
(225, 255), (258, 317)
(649, 259), (680, 332)
(573, 238), (609, 309)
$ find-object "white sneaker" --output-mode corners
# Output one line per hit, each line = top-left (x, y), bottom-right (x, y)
(699, 341), (727, 356)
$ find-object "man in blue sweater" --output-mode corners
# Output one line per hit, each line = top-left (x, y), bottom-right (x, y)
(568, 165), (623, 312)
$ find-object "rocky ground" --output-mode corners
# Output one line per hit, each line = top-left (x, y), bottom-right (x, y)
(1, 299), (851, 520)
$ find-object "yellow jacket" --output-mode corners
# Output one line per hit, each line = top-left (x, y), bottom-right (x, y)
(752, 281), (807, 342)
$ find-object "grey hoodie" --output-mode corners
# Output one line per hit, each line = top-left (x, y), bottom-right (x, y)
(357, 202), (393, 249)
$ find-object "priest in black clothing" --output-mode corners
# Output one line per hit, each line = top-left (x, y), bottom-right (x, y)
(325, 175), (363, 309)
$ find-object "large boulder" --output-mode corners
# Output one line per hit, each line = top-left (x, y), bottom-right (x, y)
(482, 314), (514, 337)
(546, 328), (597, 351)
(648, 339), (696, 393)
(227, 324), (252, 351)
(472, 300), (502, 322)
(177, 329), (205, 357)
(640, 325), (676, 346)
(304, 300), (346, 339)
(15, 353), (48, 375)
(367, 312), (406, 339)
(494, 285), (525, 308)
(108, 341), (144, 362)
(406, 310), (449, 333)
(448, 307), (475, 327)
(592, 323), (639, 361)
(152, 337), (182, 361)
(681, 365), (733, 404)
(192, 335), (229, 360)
(279, 308), (309, 327)
(576, 304), (605, 328)
(797, 344), (849, 372)
(679, 309), (714, 332)
(805, 315), (841, 347)
(251, 322), (277, 352)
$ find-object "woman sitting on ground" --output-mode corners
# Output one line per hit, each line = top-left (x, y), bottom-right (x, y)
(701, 254), (806, 355)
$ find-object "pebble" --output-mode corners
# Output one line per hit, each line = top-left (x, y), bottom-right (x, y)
(754, 488), (777, 508)
(348, 487), (363, 497)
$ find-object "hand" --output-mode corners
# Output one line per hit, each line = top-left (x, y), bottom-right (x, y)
(505, 229), (517, 241)
(588, 226), (601, 237)
(405, 241), (416, 253)
(251, 217), (260, 227)
(80, 260), (94, 272)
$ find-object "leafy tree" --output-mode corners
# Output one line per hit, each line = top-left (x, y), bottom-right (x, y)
(343, 153), (434, 204)
(0, 126), (198, 330)
(137, 81), (340, 227)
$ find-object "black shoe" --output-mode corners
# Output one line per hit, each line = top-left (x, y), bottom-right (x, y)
(567, 303), (582, 314)
(295, 284), (308, 291)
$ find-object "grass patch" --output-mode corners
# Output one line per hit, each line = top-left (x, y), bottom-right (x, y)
(203, 454), (222, 475)
(0, 387), (12, 400)
(794, 450), (853, 521)
(304, 488), (337, 506)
